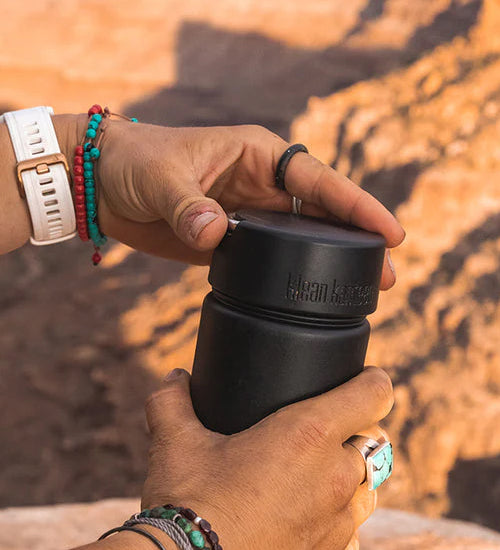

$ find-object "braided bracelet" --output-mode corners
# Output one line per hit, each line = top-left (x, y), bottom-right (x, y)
(99, 525), (167, 550)
(124, 517), (192, 550)
(128, 505), (223, 550)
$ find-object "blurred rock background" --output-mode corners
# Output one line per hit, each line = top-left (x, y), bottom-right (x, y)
(0, 0), (499, 545)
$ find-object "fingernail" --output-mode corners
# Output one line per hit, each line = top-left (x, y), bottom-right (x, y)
(164, 368), (183, 381)
(387, 250), (396, 279)
(190, 211), (219, 240)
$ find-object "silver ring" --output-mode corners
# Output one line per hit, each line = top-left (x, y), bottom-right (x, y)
(345, 435), (393, 491)
(292, 196), (302, 215)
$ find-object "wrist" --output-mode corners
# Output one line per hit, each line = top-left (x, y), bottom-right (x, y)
(0, 111), (87, 254)
(84, 527), (177, 550)
(144, 499), (248, 549)
(52, 113), (88, 161)
(136, 525), (178, 550)
(0, 122), (31, 251)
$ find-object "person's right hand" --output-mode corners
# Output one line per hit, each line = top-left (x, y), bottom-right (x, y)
(84, 120), (404, 288)
(142, 366), (394, 549)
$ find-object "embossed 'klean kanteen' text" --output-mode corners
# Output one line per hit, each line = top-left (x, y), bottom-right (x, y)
(286, 273), (374, 307)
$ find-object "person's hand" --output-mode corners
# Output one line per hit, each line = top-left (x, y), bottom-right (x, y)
(86, 120), (403, 289)
(142, 366), (394, 549)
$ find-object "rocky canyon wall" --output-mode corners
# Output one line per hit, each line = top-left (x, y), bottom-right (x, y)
(0, 0), (498, 535)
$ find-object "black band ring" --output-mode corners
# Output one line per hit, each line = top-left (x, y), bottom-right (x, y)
(275, 143), (309, 191)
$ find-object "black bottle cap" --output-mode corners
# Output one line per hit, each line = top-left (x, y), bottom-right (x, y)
(208, 210), (386, 318)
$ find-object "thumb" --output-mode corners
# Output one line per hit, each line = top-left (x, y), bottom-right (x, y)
(165, 183), (228, 252)
(145, 368), (203, 438)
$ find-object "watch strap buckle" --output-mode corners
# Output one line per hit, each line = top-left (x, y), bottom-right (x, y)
(16, 153), (70, 198)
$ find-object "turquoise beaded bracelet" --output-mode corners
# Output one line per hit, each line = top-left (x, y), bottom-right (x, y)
(73, 105), (138, 265)
(128, 505), (222, 550)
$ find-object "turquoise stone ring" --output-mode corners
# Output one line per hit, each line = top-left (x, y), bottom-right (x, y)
(345, 436), (393, 491)
(366, 441), (393, 490)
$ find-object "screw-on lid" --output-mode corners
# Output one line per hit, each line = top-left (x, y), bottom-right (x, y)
(209, 210), (386, 318)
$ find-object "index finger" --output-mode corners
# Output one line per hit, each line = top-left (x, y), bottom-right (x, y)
(283, 152), (405, 248)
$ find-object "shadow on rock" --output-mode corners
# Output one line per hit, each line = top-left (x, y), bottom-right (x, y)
(0, 240), (186, 507)
(447, 454), (500, 531)
(408, 212), (500, 315)
(127, 1), (482, 138)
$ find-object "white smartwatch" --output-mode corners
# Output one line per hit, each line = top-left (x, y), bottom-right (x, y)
(1, 106), (76, 245)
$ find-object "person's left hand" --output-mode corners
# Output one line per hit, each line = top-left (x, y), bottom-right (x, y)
(83, 120), (404, 289)
(142, 367), (393, 549)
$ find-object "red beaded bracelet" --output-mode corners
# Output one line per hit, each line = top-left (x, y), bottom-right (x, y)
(73, 144), (89, 241)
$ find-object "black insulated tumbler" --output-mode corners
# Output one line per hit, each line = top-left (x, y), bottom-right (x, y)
(190, 209), (386, 434)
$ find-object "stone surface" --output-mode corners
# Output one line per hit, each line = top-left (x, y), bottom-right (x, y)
(369, 442), (393, 490)
(0, 499), (139, 550)
(290, 0), (500, 526)
(360, 509), (500, 549)
(0, 0), (499, 537)
(0, 501), (499, 550)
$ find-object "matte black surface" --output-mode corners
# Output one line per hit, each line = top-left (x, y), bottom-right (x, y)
(192, 293), (369, 434)
(209, 210), (386, 318)
(191, 210), (385, 434)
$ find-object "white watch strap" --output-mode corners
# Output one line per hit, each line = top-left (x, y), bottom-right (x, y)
(1, 106), (76, 245)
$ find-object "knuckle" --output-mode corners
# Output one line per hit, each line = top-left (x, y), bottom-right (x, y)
(366, 368), (394, 413)
(146, 385), (177, 409)
(241, 123), (268, 137)
(290, 415), (331, 452)
(145, 386), (180, 426)
(267, 129), (286, 144)
(145, 389), (162, 415)
(241, 124), (284, 146)
(267, 407), (290, 427)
